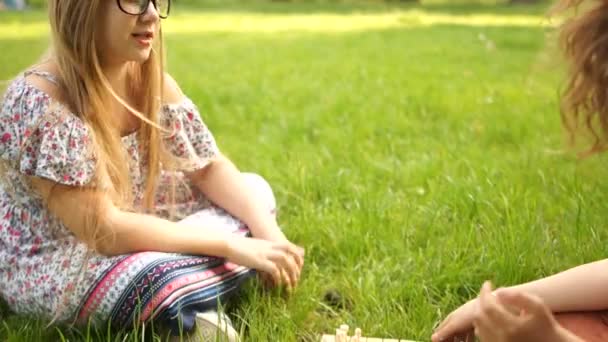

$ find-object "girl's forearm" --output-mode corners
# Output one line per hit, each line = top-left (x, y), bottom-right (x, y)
(188, 155), (280, 239)
(101, 207), (231, 257)
(507, 259), (608, 312)
(30, 176), (232, 257)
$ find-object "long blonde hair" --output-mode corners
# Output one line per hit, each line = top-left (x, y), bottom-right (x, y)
(553, 0), (608, 155)
(47, 0), (176, 248)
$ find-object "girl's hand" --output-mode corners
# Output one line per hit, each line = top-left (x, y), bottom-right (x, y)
(253, 224), (306, 289)
(432, 299), (477, 342)
(226, 236), (304, 290)
(259, 236), (305, 290)
(473, 282), (579, 342)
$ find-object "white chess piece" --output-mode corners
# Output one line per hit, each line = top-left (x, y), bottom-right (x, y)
(335, 329), (343, 342)
(341, 324), (350, 341)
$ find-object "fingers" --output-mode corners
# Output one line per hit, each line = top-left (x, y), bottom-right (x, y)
(266, 249), (299, 289)
(432, 316), (468, 342)
(283, 252), (299, 288)
(292, 245), (305, 269)
(272, 242), (304, 285)
(477, 281), (516, 326)
(453, 331), (475, 342)
(473, 320), (494, 342)
(432, 282), (529, 342)
(290, 245), (304, 285)
(259, 271), (275, 288)
(260, 270), (291, 290)
(472, 281), (527, 342)
(274, 241), (305, 270)
(473, 302), (496, 341)
(473, 282), (502, 342)
(432, 315), (453, 341)
(279, 268), (291, 291)
(260, 260), (281, 286)
(495, 289), (550, 317)
(435, 315), (451, 332)
(432, 299), (477, 342)
(432, 328), (473, 342)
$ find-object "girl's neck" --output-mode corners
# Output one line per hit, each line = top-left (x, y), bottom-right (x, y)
(102, 62), (131, 99)
(102, 62), (141, 136)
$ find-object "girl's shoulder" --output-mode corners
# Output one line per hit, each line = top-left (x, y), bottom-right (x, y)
(1, 65), (85, 138)
(0, 65), (94, 184)
(162, 73), (193, 109)
(2, 63), (73, 121)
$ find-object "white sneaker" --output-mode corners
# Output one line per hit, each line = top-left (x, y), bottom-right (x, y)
(170, 310), (240, 342)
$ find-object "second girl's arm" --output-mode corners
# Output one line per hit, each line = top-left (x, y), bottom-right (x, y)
(505, 259), (608, 312)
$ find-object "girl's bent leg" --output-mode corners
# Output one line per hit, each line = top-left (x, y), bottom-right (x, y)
(241, 172), (277, 214)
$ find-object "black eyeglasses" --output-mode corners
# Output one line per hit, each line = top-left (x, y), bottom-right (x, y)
(117, 0), (171, 19)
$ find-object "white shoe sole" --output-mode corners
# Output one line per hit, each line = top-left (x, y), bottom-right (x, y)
(168, 311), (240, 342)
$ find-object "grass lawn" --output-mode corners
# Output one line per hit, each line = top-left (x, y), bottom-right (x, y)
(1, 1), (607, 341)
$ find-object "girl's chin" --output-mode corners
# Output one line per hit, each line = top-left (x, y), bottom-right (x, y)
(127, 51), (153, 64)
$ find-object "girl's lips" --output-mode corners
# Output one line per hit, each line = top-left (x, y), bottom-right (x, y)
(132, 32), (154, 46)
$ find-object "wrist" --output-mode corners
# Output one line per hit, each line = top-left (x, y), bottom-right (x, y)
(250, 221), (285, 241)
(215, 234), (232, 258)
(255, 229), (287, 242)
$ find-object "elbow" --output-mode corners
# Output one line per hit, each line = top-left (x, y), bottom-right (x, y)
(186, 154), (228, 188)
(95, 239), (126, 257)
(93, 205), (131, 257)
(95, 243), (122, 257)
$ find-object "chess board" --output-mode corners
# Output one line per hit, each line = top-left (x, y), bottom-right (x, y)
(321, 335), (418, 342)
(321, 324), (419, 342)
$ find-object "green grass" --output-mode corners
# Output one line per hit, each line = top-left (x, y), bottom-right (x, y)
(2, 1), (608, 341)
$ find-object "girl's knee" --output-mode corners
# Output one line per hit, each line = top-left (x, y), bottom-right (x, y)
(242, 172), (276, 211)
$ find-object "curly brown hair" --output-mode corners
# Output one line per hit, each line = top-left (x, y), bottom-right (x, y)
(554, 0), (608, 155)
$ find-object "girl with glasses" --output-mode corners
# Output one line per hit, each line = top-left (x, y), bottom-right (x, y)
(0, 1), (304, 340)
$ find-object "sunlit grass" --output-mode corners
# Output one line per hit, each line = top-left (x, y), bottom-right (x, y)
(0, 6), (557, 40)
(0, 20), (46, 40)
(2, 1), (607, 341)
